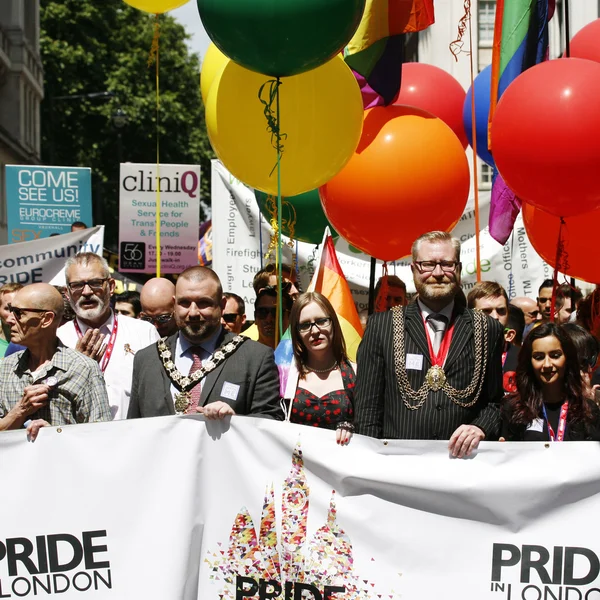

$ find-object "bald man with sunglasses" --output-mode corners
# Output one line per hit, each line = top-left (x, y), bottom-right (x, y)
(0, 283), (111, 440)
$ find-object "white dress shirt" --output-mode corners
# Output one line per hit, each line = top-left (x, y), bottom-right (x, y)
(417, 299), (455, 361)
(58, 311), (160, 420)
(169, 327), (223, 406)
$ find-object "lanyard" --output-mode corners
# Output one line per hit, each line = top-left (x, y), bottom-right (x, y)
(541, 401), (569, 442)
(422, 314), (455, 367)
(74, 314), (119, 373)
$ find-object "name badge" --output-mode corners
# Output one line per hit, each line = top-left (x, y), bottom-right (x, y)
(220, 382), (240, 401)
(406, 354), (424, 371)
(526, 418), (544, 433)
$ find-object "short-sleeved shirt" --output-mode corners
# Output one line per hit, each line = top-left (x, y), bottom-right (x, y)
(0, 342), (112, 425)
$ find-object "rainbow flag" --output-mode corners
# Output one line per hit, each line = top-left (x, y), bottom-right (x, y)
(344, 0), (434, 108)
(275, 229), (363, 400)
(487, 0), (553, 244)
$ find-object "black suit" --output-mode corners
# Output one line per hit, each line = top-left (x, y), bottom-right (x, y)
(127, 329), (283, 420)
(354, 302), (504, 440)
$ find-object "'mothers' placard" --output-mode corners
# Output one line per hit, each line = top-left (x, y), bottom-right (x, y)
(118, 164), (200, 274)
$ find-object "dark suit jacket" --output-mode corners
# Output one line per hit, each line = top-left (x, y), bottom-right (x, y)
(127, 330), (283, 420)
(354, 302), (504, 440)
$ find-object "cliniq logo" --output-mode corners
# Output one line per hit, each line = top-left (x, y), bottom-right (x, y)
(0, 530), (111, 597)
(491, 543), (600, 600)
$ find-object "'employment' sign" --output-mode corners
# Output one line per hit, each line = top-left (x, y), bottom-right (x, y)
(5, 165), (93, 243)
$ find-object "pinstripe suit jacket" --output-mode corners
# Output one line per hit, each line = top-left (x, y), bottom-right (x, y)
(354, 301), (504, 440)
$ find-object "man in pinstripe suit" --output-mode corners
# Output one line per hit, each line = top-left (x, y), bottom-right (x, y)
(354, 231), (504, 458)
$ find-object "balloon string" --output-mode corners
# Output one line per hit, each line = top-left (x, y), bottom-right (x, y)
(449, 0), (471, 60)
(467, 3), (482, 281)
(550, 217), (566, 322)
(148, 14), (161, 276)
(276, 78), (283, 344)
(258, 79), (287, 177)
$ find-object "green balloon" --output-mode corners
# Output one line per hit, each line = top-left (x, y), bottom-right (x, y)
(256, 189), (336, 244)
(197, 0), (366, 77)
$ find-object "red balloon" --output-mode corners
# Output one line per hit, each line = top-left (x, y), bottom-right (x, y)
(570, 19), (600, 63)
(395, 63), (468, 148)
(491, 58), (600, 218)
(320, 105), (469, 261)
(523, 202), (600, 283)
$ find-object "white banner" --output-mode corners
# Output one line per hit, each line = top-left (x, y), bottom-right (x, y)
(1, 416), (600, 599)
(211, 160), (592, 314)
(0, 226), (104, 286)
(118, 163), (201, 274)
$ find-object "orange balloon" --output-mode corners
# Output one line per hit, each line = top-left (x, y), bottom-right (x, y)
(523, 202), (600, 283)
(319, 105), (470, 261)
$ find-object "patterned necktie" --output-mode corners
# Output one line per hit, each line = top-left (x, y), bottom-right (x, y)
(427, 314), (448, 355)
(186, 346), (205, 414)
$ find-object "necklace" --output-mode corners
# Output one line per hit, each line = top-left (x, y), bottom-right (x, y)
(306, 361), (338, 374)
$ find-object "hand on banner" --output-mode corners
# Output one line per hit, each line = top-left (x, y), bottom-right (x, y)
(448, 424), (485, 458)
(336, 425), (353, 446)
(17, 384), (50, 417)
(76, 329), (107, 362)
(26, 419), (50, 442)
(197, 401), (235, 420)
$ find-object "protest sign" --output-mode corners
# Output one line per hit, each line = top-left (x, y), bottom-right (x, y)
(1, 415), (600, 599)
(0, 225), (104, 286)
(5, 165), (93, 243)
(211, 160), (592, 314)
(118, 163), (201, 274)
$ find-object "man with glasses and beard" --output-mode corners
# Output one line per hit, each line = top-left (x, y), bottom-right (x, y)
(354, 231), (504, 458)
(58, 253), (159, 420)
(0, 284), (110, 440)
(127, 266), (282, 421)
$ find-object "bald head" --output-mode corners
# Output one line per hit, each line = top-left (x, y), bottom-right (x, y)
(178, 266), (222, 296)
(140, 278), (177, 337)
(510, 297), (539, 326)
(140, 278), (175, 312)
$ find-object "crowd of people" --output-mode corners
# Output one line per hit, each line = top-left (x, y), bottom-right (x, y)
(1, 229), (599, 454)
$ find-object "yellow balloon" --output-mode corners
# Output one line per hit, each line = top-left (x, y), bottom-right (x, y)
(201, 44), (228, 105)
(205, 56), (363, 197)
(124, 0), (189, 13)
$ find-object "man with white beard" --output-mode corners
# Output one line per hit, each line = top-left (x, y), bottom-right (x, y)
(58, 253), (159, 419)
(354, 231), (504, 457)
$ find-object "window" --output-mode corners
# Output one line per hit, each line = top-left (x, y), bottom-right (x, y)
(478, 0), (497, 45)
(480, 162), (493, 190)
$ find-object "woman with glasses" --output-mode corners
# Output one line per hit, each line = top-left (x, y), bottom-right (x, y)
(501, 322), (600, 441)
(285, 292), (355, 445)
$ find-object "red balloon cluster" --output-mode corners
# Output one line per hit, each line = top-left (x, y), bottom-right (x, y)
(491, 57), (600, 218)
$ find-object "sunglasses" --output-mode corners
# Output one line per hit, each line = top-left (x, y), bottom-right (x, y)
(222, 313), (241, 324)
(297, 317), (332, 333)
(140, 313), (173, 325)
(255, 307), (277, 320)
(67, 278), (109, 294)
(8, 304), (54, 320)
(537, 297), (551, 304)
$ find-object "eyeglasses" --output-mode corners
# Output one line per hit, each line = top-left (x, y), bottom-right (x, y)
(7, 304), (54, 320)
(297, 317), (332, 333)
(67, 278), (109, 294)
(140, 313), (173, 325)
(255, 307), (277, 320)
(414, 260), (460, 273)
(222, 313), (241, 324)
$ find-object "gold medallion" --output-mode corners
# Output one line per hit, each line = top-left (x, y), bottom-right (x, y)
(425, 365), (446, 392)
(174, 391), (191, 413)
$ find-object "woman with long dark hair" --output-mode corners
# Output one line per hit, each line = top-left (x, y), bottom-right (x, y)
(283, 292), (355, 445)
(501, 322), (600, 441)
